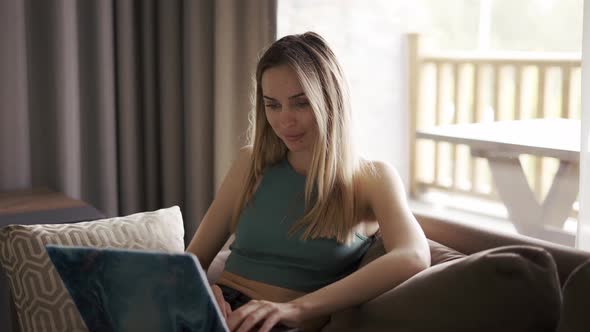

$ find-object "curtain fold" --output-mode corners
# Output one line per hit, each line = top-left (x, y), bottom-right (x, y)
(214, 0), (277, 189)
(77, 0), (119, 218)
(183, 0), (215, 242)
(0, 0), (30, 188)
(0, 0), (277, 246)
(115, 0), (143, 215)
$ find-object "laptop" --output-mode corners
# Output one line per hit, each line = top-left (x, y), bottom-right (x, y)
(45, 245), (229, 332)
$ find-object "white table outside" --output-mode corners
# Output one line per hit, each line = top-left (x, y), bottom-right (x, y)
(416, 118), (580, 245)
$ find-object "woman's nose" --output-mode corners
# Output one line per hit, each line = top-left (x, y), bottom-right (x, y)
(279, 108), (297, 127)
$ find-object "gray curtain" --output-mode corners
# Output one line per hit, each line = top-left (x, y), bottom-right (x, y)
(0, 0), (277, 245)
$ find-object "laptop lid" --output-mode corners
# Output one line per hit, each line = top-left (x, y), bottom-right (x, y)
(45, 245), (229, 332)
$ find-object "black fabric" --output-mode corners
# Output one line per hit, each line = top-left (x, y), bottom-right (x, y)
(218, 285), (301, 332)
(219, 284), (253, 311)
(557, 259), (590, 332)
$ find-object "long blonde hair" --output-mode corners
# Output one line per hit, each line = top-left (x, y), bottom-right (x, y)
(230, 32), (368, 245)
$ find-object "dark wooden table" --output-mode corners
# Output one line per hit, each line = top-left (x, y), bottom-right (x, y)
(0, 187), (105, 225)
(0, 187), (105, 332)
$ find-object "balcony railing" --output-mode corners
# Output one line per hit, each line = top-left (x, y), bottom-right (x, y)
(407, 33), (581, 215)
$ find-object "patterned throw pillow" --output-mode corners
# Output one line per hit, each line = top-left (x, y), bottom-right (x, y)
(0, 206), (185, 332)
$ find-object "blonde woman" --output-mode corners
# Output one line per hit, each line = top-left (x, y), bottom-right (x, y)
(186, 32), (430, 332)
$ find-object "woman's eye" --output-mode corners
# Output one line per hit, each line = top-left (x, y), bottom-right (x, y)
(265, 104), (280, 110)
(294, 101), (309, 109)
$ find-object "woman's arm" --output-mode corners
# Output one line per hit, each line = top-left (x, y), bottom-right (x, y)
(185, 146), (253, 271)
(227, 161), (430, 332)
(293, 162), (430, 320)
(292, 160), (430, 318)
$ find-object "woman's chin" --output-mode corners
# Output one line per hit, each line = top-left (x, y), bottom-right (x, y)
(284, 141), (309, 152)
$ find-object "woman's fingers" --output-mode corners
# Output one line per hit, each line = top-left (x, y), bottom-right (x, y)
(210, 284), (228, 318)
(224, 301), (232, 319)
(233, 301), (277, 332)
(227, 300), (262, 331)
(258, 312), (282, 332)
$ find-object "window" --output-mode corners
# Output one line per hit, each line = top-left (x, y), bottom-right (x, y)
(278, 0), (584, 247)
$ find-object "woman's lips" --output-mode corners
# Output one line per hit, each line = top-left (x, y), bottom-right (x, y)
(284, 133), (304, 142)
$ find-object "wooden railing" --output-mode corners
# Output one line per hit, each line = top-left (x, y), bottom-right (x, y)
(408, 33), (581, 211)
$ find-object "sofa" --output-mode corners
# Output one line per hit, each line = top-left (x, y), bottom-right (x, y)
(1, 206), (589, 332)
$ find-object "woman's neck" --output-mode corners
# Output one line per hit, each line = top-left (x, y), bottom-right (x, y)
(287, 151), (311, 176)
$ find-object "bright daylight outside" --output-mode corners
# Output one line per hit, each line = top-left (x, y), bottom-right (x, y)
(278, 0), (584, 247)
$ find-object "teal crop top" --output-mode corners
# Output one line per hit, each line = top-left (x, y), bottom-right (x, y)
(224, 158), (375, 292)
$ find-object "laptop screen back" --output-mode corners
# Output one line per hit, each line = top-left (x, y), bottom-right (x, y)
(45, 245), (228, 332)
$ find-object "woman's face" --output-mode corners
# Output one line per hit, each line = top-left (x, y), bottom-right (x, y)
(261, 64), (318, 153)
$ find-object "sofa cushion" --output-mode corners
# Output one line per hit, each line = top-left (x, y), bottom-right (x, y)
(323, 245), (561, 332)
(0, 206), (185, 332)
(557, 259), (590, 332)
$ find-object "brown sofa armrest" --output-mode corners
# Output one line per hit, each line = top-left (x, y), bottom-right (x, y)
(415, 213), (590, 286)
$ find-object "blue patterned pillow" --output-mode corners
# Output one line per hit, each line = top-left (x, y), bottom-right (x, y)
(45, 245), (228, 332)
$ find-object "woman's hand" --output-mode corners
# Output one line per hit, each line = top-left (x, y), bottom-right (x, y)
(211, 284), (233, 321)
(227, 299), (305, 332)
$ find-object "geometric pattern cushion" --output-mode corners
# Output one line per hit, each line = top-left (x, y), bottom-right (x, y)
(0, 206), (185, 332)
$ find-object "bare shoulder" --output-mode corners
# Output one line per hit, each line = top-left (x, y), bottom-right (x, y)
(237, 145), (254, 165)
(229, 145), (254, 180)
(357, 160), (403, 191)
(357, 160), (428, 259)
(239, 144), (254, 154)
(361, 160), (396, 176)
(211, 145), (254, 208)
(355, 159), (407, 210)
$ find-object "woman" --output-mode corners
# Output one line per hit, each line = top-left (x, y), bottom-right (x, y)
(186, 32), (430, 332)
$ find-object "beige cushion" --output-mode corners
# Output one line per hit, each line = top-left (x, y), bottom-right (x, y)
(323, 245), (561, 332)
(0, 206), (185, 332)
